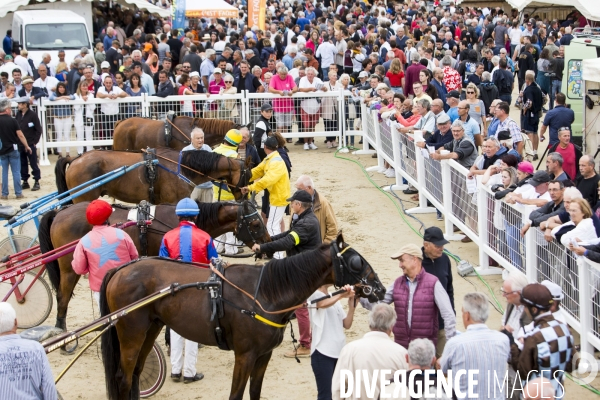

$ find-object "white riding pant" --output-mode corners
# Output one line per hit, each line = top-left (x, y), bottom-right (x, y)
(92, 291), (100, 313)
(216, 232), (237, 255)
(74, 118), (93, 154)
(170, 329), (198, 377)
(54, 117), (72, 155)
(268, 205), (286, 259)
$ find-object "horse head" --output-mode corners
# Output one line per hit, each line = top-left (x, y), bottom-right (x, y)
(330, 233), (386, 303)
(230, 158), (252, 201)
(234, 200), (271, 248)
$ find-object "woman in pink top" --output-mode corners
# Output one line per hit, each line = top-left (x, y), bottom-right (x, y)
(268, 66), (298, 136)
(206, 68), (226, 118)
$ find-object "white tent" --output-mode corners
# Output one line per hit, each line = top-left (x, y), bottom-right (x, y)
(504, 0), (599, 22)
(184, 0), (238, 19)
(0, 0), (170, 18)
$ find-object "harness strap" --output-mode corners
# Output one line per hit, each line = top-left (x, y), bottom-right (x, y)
(166, 118), (191, 142)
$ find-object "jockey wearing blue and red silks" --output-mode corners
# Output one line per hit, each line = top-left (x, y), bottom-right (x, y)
(159, 198), (218, 264)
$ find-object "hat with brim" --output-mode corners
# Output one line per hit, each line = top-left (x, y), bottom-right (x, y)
(436, 114), (451, 125)
(286, 190), (312, 203)
(15, 96), (30, 104)
(423, 227), (449, 246)
(22, 78), (34, 85)
(390, 243), (423, 260)
(528, 171), (551, 187)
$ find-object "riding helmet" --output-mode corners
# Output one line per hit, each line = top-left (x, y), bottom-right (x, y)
(520, 283), (553, 310)
(224, 129), (242, 146)
(175, 198), (200, 217)
(86, 200), (113, 225)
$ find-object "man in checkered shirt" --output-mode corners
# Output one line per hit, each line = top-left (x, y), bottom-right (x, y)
(505, 283), (574, 399)
(495, 101), (524, 156)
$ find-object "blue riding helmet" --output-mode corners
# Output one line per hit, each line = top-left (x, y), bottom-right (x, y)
(175, 198), (199, 216)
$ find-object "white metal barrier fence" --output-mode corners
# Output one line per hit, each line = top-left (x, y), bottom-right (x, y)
(362, 108), (600, 355)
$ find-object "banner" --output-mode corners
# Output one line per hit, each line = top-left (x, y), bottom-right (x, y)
(248, 0), (266, 31)
(172, 0), (187, 34)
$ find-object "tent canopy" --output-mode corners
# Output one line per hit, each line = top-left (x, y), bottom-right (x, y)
(185, 0), (238, 19)
(505, 0), (598, 22)
(583, 59), (600, 83)
(0, 0), (170, 18)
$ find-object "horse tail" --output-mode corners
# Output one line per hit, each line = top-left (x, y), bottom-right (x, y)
(54, 156), (72, 197)
(39, 210), (60, 293)
(100, 267), (121, 400)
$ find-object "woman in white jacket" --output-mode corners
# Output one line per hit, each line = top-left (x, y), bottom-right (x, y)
(560, 198), (598, 247)
(73, 80), (96, 155)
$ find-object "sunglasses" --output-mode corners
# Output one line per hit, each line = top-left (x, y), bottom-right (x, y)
(467, 91), (475, 94)
(225, 81), (233, 83)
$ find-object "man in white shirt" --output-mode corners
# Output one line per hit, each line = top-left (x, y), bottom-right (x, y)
(315, 34), (337, 81)
(332, 304), (408, 400)
(14, 49), (33, 77)
(0, 55), (18, 79)
(96, 74), (127, 145)
(33, 64), (58, 98)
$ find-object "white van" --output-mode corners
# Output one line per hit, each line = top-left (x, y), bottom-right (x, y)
(12, 10), (92, 68)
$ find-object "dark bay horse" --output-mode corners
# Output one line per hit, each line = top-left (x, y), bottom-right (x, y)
(39, 200), (269, 332)
(100, 234), (385, 400)
(113, 116), (241, 151)
(54, 148), (251, 204)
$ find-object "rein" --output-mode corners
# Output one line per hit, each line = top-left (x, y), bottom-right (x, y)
(141, 149), (246, 190)
(166, 118), (191, 143)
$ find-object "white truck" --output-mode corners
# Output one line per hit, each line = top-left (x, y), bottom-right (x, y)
(11, 9), (93, 68)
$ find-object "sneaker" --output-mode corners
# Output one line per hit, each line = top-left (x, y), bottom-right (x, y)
(304, 143), (310, 151)
(533, 154), (539, 161)
(309, 143), (318, 150)
(183, 373), (204, 384)
(326, 141), (333, 148)
(437, 214), (443, 221)
(0, 196), (7, 200)
(286, 138), (292, 143)
(385, 168), (396, 178)
(295, 139), (305, 145)
(31, 181), (40, 191)
(403, 188), (418, 195)
(21, 181), (30, 189)
(284, 345), (311, 358)
(16, 194), (24, 199)
(377, 166), (387, 174)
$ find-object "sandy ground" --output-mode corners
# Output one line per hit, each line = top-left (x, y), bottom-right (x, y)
(1, 109), (597, 399)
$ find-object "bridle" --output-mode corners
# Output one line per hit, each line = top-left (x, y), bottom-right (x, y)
(330, 240), (384, 301)
(234, 200), (266, 245)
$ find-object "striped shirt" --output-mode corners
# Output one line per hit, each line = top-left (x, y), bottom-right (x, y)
(439, 323), (510, 400)
(0, 334), (57, 400)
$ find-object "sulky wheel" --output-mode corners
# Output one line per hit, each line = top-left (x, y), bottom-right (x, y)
(139, 342), (167, 398)
(0, 271), (52, 328)
(18, 219), (39, 240)
(0, 235), (42, 276)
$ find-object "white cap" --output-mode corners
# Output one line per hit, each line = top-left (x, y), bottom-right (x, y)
(101, 61), (110, 69)
(358, 71), (369, 78)
(213, 68), (223, 74)
(541, 280), (563, 301)
(189, 71), (200, 78)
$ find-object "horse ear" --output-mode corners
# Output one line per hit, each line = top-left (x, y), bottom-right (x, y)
(336, 231), (344, 247)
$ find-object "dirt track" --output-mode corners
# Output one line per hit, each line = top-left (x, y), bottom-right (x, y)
(1, 134), (596, 399)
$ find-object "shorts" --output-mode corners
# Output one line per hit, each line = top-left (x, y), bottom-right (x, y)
(522, 115), (540, 134)
(301, 109), (320, 129)
(275, 112), (292, 128)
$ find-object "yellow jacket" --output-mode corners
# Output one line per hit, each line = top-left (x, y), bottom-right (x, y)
(248, 150), (290, 207)
(212, 144), (239, 201)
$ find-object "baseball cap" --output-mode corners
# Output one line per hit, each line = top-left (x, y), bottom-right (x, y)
(101, 61), (110, 69)
(390, 244), (423, 260)
(189, 71), (200, 78)
(436, 114), (451, 125)
(447, 90), (460, 99)
(261, 103), (273, 112)
(423, 227), (449, 246)
(287, 190), (312, 203)
(358, 71), (369, 78)
(517, 161), (534, 175)
(528, 171), (551, 187)
(264, 136), (278, 149)
(213, 67), (223, 74)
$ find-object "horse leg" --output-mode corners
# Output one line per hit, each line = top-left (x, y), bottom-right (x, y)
(229, 352), (258, 400)
(55, 261), (80, 331)
(248, 351), (273, 400)
(115, 327), (148, 400)
(132, 322), (163, 389)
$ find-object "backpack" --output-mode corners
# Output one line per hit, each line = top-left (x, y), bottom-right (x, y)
(497, 71), (512, 94)
(464, 61), (477, 82)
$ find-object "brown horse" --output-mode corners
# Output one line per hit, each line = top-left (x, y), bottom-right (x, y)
(54, 148), (251, 204)
(99, 234), (385, 400)
(113, 116), (242, 151)
(39, 200), (269, 332)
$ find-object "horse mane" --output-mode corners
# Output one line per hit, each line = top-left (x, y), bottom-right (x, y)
(180, 150), (224, 174)
(192, 118), (235, 136)
(195, 201), (223, 232)
(258, 243), (331, 303)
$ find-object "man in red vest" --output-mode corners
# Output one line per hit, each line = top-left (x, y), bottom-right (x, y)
(360, 243), (456, 348)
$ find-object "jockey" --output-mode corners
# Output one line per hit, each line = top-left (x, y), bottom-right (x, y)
(212, 129), (243, 255)
(159, 198), (217, 385)
(159, 198), (218, 263)
(72, 200), (139, 309)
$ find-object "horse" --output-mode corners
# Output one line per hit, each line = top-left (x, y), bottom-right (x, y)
(113, 116), (242, 151)
(38, 200), (269, 332)
(99, 233), (385, 400)
(54, 148), (251, 205)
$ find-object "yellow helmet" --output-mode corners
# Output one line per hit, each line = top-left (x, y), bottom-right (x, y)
(224, 129), (242, 146)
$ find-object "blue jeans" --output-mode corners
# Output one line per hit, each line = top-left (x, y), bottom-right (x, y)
(499, 94), (512, 106)
(504, 220), (523, 270)
(550, 80), (561, 110)
(321, 67), (329, 81)
(1, 150), (22, 196)
(311, 350), (338, 400)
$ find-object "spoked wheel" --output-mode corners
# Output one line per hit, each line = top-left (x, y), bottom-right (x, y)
(0, 235), (42, 275)
(140, 342), (167, 398)
(0, 271), (52, 328)
(18, 219), (38, 239)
